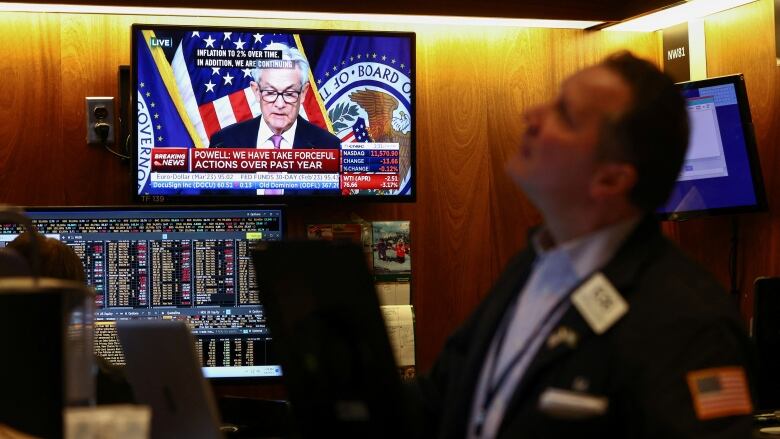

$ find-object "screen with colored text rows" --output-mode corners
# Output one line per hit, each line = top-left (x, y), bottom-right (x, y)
(0, 208), (284, 379)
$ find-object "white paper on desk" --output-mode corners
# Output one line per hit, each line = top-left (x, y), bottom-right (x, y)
(380, 305), (416, 366)
(65, 405), (150, 439)
(376, 282), (411, 305)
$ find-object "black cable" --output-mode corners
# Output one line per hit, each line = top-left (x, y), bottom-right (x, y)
(124, 133), (132, 157)
(103, 143), (131, 160)
(95, 122), (130, 160)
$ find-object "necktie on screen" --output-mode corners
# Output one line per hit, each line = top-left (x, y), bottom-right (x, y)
(271, 134), (283, 149)
(267, 134), (285, 195)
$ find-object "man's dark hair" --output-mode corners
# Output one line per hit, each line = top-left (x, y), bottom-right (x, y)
(598, 51), (689, 212)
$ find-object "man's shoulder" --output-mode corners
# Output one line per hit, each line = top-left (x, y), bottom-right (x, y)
(209, 117), (260, 147)
(592, 218), (734, 323)
(294, 117), (341, 149)
(613, 239), (747, 358)
(631, 242), (733, 317)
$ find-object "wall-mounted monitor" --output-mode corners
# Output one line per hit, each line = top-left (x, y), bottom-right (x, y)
(0, 207), (285, 380)
(132, 24), (415, 203)
(659, 74), (767, 220)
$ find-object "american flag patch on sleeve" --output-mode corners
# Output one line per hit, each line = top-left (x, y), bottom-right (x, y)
(686, 366), (752, 420)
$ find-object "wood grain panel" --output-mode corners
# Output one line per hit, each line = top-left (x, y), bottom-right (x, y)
(0, 13), (63, 205)
(411, 27), (497, 367)
(59, 14), (132, 205)
(484, 28), (551, 272)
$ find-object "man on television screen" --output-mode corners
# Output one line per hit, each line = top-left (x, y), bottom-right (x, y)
(413, 52), (754, 438)
(209, 43), (341, 150)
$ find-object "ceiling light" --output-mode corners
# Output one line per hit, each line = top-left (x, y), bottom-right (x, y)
(604, 0), (757, 32)
(0, 2), (601, 29)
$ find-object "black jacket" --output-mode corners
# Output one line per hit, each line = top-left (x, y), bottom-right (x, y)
(415, 217), (754, 438)
(209, 115), (341, 149)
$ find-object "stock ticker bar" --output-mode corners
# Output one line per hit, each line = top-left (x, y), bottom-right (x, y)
(148, 142), (402, 192)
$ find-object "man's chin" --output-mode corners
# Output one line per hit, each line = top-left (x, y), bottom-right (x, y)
(505, 159), (529, 188)
(505, 170), (538, 202)
(266, 115), (292, 130)
(511, 177), (534, 197)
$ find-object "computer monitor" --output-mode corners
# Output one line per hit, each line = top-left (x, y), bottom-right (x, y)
(0, 207), (284, 380)
(252, 241), (413, 437)
(659, 74), (767, 220)
(132, 24), (416, 203)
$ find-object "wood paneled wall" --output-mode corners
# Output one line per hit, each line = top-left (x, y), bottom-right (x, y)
(0, 11), (661, 373)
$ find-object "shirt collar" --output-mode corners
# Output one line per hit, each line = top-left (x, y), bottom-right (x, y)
(258, 117), (298, 148)
(530, 216), (641, 279)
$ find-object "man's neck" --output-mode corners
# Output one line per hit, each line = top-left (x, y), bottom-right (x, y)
(542, 202), (641, 246)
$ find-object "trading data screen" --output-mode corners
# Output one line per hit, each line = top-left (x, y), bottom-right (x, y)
(0, 208), (283, 378)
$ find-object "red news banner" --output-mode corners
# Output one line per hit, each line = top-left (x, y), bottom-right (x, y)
(151, 148), (340, 172)
(150, 148), (400, 190)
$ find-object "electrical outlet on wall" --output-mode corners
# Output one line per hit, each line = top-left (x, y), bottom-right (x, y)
(86, 97), (115, 145)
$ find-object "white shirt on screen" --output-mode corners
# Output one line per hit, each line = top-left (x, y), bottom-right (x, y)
(254, 118), (297, 195)
(256, 117), (297, 149)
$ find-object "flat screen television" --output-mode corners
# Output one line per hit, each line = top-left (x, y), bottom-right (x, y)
(658, 74), (767, 220)
(132, 24), (415, 203)
(0, 207), (285, 380)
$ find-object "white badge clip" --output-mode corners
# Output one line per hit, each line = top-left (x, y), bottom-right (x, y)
(538, 387), (608, 419)
(571, 273), (628, 335)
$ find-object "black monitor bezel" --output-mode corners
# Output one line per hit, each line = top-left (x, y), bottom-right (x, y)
(659, 74), (768, 221)
(130, 23), (417, 205)
(18, 204), (286, 383)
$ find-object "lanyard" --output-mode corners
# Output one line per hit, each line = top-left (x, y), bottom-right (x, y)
(474, 290), (573, 437)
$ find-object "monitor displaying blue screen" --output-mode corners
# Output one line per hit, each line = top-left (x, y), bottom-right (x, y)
(0, 207), (284, 379)
(659, 74), (767, 219)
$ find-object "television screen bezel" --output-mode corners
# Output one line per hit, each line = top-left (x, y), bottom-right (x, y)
(659, 73), (767, 221)
(17, 204), (287, 383)
(130, 23), (417, 205)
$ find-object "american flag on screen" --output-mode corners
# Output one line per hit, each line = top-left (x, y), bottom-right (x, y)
(169, 30), (330, 146)
(350, 117), (372, 143)
(686, 366), (752, 420)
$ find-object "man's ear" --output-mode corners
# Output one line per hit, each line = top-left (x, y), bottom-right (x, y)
(590, 162), (637, 201)
(300, 82), (309, 102)
(250, 81), (261, 103)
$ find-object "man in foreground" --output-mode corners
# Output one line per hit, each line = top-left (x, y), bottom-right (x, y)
(414, 51), (754, 438)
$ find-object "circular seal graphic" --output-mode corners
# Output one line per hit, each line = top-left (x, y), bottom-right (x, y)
(317, 58), (413, 195)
